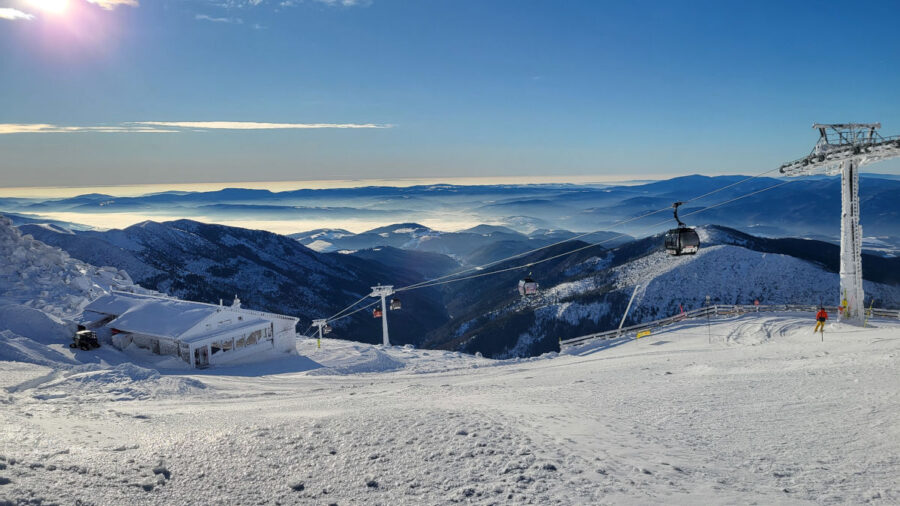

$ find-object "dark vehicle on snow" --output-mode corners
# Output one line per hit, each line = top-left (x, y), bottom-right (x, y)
(70, 330), (100, 350)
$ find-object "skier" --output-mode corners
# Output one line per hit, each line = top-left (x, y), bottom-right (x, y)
(814, 307), (828, 335)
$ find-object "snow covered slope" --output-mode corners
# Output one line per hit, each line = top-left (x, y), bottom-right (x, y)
(0, 216), (143, 320)
(0, 216), (206, 403)
(1, 313), (898, 504)
(20, 218), (453, 346)
(444, 227), (900, 358)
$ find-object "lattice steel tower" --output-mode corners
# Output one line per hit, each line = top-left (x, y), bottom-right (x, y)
(779, 123), (900, 320)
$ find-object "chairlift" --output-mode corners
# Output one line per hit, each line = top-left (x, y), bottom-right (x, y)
(664, 201), (700, 256)
(373, 307), (383, 318)
(390, 298), (402, 310)
(518, 276), (539, 297)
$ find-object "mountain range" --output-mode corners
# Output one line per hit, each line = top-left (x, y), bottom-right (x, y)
(19, 219), (453, 347)
(289, 222), (631, 264)
(5, 175), (900, 251)
(17, 216), (900, 358)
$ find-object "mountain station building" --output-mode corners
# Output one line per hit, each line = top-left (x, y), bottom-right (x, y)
(81, 291), (299, 368)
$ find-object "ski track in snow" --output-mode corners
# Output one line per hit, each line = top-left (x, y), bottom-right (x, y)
(2, 314), (899, 505)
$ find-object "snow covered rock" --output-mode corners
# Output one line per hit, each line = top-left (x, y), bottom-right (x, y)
(0, 215), (149, 320)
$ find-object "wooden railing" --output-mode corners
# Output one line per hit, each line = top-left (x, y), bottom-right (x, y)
(559, 304), (900, 350)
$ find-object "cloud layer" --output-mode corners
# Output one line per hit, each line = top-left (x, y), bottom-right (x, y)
(0, 121), (391, 134)
(0, 124), (168, 134)
(86, 0), (140, 9)
(135, 121), (391, 130)
(195, 14), (243, 24)
(0, 8), (35, 21)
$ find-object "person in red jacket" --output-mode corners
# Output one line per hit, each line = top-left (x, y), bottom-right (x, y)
(814, 307), (828, 334)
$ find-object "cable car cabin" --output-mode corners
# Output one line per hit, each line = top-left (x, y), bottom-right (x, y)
(390, 298), (402, 311)
(373, 307), (383, 318)
(665, 227), (700, 256)
(323, 324), (333, 335)
(518, 277), (539, 296)
(665, 201), (700, 256)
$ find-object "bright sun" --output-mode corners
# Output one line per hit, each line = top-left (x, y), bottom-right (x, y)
(28, 0), (69, 13)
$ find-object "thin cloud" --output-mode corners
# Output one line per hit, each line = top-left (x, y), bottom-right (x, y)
(196, 14), (243, 23)
(0, 124), (173, 134)
(213, 0), (264, 8)
(314, 0), (371, 6)
(0, 8), (35, 20)
(134, 121), (391, 130)
(0, 121), (391, 134)
(86, 0), (140, 10)
(280, 0), (372, 7)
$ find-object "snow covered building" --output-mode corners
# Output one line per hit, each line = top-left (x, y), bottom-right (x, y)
(82, 292), (298, 368)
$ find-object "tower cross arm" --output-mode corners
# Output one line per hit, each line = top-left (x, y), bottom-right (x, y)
(779, 135), (900, 177)
(812, 123), (880, 130)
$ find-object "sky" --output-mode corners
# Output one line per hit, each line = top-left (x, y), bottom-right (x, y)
(1, 0), (899, 188)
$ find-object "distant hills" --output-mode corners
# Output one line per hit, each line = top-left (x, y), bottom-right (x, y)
(3, 175), (899, 250)
(289, 222), (631, 264)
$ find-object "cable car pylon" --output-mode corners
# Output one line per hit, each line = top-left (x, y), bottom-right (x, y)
(370, 285), (395, 346)
(312, 318), (331, 348)
(779, 123), (900, 320)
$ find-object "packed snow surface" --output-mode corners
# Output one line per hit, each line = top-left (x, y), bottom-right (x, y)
(2, 314), (899, 504)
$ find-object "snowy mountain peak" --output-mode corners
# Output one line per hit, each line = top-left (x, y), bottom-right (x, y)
(363, 222), (433, 235)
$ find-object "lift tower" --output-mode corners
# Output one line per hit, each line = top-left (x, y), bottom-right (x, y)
(779, 123), (900, 320)
(370, 285), (394, 346)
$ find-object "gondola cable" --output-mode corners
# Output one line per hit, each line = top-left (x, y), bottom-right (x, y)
(396, 167), (784, 293)
(317, 172), (792, 326)
(386, 179), (793, 293)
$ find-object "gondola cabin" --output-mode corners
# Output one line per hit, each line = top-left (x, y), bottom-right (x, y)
(373, 307), (383, 318)
(665, 227), (700, 256)
(665, 201), (700, 256)
(322, 324), (333, 335)
(518, 277), (539, 296)
(390, 298), (402, 310)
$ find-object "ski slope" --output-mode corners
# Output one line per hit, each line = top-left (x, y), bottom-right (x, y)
(2, 313), (899, 504)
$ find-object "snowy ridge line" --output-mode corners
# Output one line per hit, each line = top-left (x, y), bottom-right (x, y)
(559, 304), (900, 349)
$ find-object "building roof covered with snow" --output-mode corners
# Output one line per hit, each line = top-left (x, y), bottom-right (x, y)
(85, 292), (220, 339)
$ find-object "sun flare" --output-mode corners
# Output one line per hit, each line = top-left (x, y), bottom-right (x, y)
(28, 0), (69, 13)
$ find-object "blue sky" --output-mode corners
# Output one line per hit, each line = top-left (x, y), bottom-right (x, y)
(1, 0), (899, 187)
